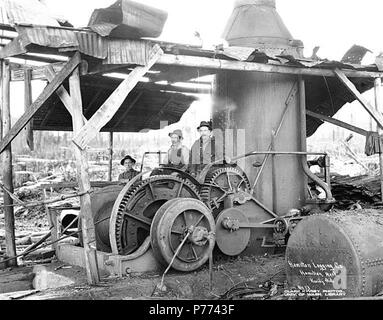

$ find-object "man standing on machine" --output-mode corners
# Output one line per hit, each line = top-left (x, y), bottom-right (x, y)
(165, 129), (190, 171)
(189, 121), (223, 177)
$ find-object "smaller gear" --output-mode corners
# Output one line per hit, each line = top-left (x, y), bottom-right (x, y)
(200, 166), (251, 218)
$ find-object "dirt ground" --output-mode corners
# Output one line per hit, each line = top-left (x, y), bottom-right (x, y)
(0, 253), (286, 300)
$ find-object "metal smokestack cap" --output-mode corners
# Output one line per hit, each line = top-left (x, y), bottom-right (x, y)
(223, 0), (298, 50)
(235, 0), (276, 8)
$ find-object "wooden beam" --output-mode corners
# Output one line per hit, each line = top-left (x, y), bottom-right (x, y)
(1, 60), (17, 266)
(10, 62), (66, 82)
(14, 54), (63, 64)
(306, 110), (369, 137)
(73, 45), (163, 150)
(24, 68), (34, 151)
(374, 78), (383, 203)
(0, 37), (27, 59)
(44, 65), (87, 124)
(334, 69), (383, 128)
(108, 132), (113, 182)
(157, 54), (383, 78)
(69, 67), (100, 285)
(112, 92), (143, 128)
(0, 52), (81, 154)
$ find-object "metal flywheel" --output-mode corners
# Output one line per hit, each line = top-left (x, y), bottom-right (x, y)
(200, 166), (251, 217)
(150, 198), (216, 272)
(109, 175), (201, 255)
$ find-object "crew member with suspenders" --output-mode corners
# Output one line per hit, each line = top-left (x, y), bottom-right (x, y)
(165, 129), (190, 171)
(189, 121), (223, 177)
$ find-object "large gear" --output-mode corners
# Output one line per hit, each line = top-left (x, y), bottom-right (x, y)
(200, 166), (251, 218)
(112, 175), (201, 255)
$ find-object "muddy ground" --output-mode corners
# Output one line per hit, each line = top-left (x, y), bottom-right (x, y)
(0, 253), (287, 300)
(1, 192), (290, 301)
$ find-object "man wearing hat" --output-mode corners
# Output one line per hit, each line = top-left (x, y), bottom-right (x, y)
(189, 121), (223, 176)
(118, 155), (140, 181)
(165, 129), (190, 171)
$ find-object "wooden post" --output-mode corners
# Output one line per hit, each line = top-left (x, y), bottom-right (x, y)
(108, 132), (113, 182)
(69, 66), (100, 284)
(374, 77), (383, 203)
(1, 60), (17, 266)
(24, 68), (34, 151)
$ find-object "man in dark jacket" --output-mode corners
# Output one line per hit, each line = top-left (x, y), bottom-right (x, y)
(189, 121), (223, 176)
(118, 155), (140, 181)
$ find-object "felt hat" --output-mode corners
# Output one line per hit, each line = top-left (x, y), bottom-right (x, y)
(168, 129), (183, 139)
(197, 121), (212, 131)
(120, 155), (136, 166)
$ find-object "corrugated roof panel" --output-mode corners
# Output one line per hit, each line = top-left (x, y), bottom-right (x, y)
(105, 39), (154, 65)
(17, 25), (78, 48)
(0, 1), (10, 25)
(76, 31), (107, 59)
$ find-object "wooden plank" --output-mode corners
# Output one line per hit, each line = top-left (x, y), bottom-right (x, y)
(306, 110), (369, 137)
(158, 54), (383, 78)
(0, 52), (81, 154)
(374, 78), (383, 202)
(45, 65), (87, 124)
(73, 45), (163, 150)
(24, 68), (34, 151)
(334, 69), (383, 128)
(11, 63), (65, 82)
(108, 132), (113, 182)
(40, 181), (122, 189)
(45, 65), (73, 116)
(0, 37), (27, 59)
(1, 60), (17, 266)
(69, 67), (100, 285)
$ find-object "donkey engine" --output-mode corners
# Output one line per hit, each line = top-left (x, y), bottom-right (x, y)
(78, 164), (292, 272)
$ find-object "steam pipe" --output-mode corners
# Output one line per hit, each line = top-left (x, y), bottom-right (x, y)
(298, 76), (334, 202)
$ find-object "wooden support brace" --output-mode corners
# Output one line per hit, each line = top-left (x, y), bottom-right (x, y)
(44, 65), (87, 124)
(334, 69), (383, 129)
(69, 67), (100, 285)
(24, 68), (34, 151)
(0, 52), (82, 154)
(306, 110), (370, 137)
(72, 45), (163, 150)
(1, 60), (17, 266)
(108, 132), (113, 182)
(374, 78), (383, 202)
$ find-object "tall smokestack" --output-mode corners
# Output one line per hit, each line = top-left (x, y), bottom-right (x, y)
(213, 0), (306, 255)
(223, 0), (302, 54)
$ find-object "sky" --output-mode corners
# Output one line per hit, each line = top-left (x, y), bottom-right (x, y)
(42, 0), (383, 61)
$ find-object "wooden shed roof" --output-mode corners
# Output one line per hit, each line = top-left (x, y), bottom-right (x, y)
(0, 6), (381, 136)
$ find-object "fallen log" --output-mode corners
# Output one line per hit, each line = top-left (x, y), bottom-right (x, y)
(0, 290), (40, 300)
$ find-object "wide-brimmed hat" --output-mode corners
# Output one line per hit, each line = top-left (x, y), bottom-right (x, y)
(168, 129), (183, 139)
(197, 121), (212, 131)
(120, 155), (136, 166)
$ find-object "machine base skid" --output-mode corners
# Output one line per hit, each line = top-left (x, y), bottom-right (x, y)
(57, 244), (163, 278)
